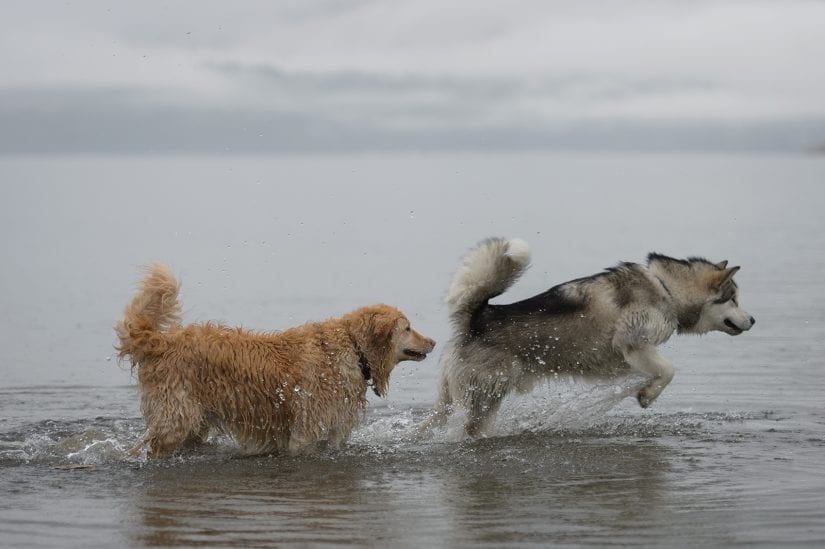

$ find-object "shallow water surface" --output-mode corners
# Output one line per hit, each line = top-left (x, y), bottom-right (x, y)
(1, 153), (824, 547)
(2, 388), (823, 547)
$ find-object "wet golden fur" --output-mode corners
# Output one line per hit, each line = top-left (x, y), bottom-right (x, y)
(115, 264), (434, 458)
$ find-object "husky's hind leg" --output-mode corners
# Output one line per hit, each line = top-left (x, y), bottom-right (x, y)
(464, 387), (505, 437)
(622, 345), (675, 408)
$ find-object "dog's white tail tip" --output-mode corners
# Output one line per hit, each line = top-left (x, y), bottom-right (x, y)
(505, 238), (531, 265)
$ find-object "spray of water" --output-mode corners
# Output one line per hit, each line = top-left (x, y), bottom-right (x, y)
(1, 373), (770, 466)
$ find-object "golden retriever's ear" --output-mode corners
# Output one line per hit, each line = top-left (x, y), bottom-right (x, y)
(364, 310), (403, 398)
(370, 312), (399, 342)
(344, 305), (406, 398)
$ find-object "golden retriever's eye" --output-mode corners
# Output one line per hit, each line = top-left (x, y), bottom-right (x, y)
(405, 326), (411, 332)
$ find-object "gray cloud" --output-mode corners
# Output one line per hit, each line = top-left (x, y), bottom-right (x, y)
(2, 85), (822, 154)
(210, 61), (716, 110)
(1, 1), (824, 153)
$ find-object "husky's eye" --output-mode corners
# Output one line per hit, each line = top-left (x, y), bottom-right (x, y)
(714, 294), (736, 305)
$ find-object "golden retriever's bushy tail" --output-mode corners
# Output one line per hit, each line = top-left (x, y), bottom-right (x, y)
(115, 263), (181, 364)
(445, 237), (531, 333)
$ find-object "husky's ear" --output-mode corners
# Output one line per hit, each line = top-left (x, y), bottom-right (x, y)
(715, 260), (728, 269)
(710, 266), (740, 289)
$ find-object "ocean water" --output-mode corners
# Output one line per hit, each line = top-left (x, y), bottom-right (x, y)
(1, 153), (824, 547)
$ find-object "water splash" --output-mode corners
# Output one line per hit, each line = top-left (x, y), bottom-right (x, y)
(0, 379), (780, 467)
(0, 418), (144, 467)
(495, 377), (647, 434)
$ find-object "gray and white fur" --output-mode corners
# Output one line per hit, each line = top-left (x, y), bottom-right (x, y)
(421, 237), (755, 437)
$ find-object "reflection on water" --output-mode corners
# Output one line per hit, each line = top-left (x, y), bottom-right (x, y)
(135, 457), (383, 546)
(127, 433), (672, 547)
(430, 437), (669, 546)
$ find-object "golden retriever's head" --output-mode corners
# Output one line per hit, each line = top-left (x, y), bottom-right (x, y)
(343, 304), (435, 397)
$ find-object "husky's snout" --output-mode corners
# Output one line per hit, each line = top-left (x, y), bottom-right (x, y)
(724, 315), (755, 335)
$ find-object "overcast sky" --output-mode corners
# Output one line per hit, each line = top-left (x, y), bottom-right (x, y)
(1, 0), (824, 153)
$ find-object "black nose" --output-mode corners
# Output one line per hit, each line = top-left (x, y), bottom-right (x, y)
(749, 316), (756, 326)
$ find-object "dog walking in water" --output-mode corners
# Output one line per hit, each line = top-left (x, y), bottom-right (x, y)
(116, 263), (435, 457)
(420, 238), (755, 437)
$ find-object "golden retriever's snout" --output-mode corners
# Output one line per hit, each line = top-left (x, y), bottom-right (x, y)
(402, 331), (436, 361)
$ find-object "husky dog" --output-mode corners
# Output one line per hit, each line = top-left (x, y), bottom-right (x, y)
(421, 238), (755, 437)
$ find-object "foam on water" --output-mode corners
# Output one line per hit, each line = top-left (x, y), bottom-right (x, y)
(0, 417), (143, 467)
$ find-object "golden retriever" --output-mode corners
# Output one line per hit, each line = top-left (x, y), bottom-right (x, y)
(115, 264), (435, 458)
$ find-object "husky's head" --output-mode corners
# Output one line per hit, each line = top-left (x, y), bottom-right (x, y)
(648, 254), (755, 336)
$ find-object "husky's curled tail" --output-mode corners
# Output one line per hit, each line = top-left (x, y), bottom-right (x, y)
(418, 238), (531, 435)
(115, 263), (181, 365)
(445, 237), (531, 334)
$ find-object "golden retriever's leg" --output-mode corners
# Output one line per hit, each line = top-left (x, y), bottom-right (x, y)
(127, 437), (148, 457)
(145, 425), (204, 458)
(141, 395), (206, 458)
(325, 423), (356, 450)
(145, 433), (181, 459)
(325, 429), (343, 450)
(127, 428), (189, 457)
(287, 434), (318, 455)
(180, 425), (210, 449)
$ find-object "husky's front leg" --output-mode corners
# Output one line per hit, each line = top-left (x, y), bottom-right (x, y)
(622, 345), (675, 408)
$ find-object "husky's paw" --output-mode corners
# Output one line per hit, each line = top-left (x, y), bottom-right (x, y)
(637, 387), (653, 408)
